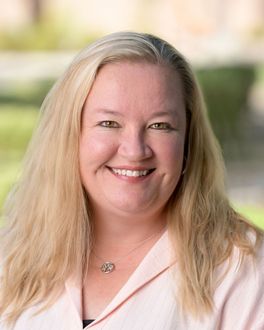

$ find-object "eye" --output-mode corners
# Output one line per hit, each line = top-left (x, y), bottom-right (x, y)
(98, 120), (120, 128)
(149, 122), (174, 131)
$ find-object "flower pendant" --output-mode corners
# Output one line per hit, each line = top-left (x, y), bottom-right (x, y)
(101, 261), (115, 273)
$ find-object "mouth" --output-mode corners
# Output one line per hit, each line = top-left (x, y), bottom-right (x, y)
(107, 166), (155, 178)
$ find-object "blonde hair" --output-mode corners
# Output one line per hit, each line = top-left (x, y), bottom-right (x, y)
(0, 31), (262, 324)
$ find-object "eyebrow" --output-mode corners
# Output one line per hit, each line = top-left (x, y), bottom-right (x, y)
(149, 111), (178, 118)
(96, 109), (125, 116)
(96, 109), (179, 119)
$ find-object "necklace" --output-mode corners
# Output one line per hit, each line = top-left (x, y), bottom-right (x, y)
(92, 229), (164, 274)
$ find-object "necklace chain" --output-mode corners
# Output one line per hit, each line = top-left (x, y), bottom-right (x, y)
(92, 228), (164, 274)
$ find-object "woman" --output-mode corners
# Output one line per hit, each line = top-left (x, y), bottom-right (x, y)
(0, 32), (263, 329)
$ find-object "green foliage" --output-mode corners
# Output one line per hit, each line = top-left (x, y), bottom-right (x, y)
(0, 80), (54, 107)
(256, 64), (264, 82)
(196, 65), (255, 157)
(236, 205), (264, 230)
(0, 105), (38, 213)
(0, 105), (39, 152)
(0, 159), (21, 220)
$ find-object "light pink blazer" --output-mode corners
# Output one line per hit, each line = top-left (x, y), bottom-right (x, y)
(1, 231), (264, 329)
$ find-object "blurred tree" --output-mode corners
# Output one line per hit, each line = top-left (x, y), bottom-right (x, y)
(30, 0), (44, 23)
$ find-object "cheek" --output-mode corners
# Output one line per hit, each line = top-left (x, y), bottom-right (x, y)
(162, 140), (185, 196)
(79, 133), (116, 170)
(157, 137), (185, 168)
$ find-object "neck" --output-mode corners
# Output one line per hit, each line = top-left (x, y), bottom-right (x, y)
(91, 209), (167, 249)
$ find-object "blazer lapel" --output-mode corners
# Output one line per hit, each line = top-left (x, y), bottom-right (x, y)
(89, 230), (175, 327)
(65, 230), (174, 328)
(65, 268), (83, 324)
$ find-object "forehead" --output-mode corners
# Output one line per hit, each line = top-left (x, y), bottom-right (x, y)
(83, 60), (185, 117)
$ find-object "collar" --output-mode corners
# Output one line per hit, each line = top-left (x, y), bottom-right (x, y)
(65, 230), (174, 327)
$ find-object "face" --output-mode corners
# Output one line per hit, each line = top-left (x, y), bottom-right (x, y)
(79, 61), (186, 219)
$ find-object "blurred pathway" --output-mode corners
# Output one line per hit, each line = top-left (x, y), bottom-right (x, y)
(0, 51), (76, 81)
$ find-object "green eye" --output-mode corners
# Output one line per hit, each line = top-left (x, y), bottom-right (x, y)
(149, 122), (172, 130)
(99, 121), (120, 128)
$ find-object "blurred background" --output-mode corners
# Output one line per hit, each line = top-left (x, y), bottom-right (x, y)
(0, 0), (263, 228)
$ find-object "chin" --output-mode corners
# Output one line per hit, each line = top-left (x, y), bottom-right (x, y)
(109, 199), (160, 217)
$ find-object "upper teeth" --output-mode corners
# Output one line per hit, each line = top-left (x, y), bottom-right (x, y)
(112, 168), (150, 177)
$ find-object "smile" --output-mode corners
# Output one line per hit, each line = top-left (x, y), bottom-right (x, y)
(109, 167), (155, 177)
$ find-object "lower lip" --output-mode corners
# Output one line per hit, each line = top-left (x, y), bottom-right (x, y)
(108, 168), (154, 183)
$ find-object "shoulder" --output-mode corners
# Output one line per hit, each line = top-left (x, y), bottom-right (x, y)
(217, 233), (264, 291)
(213, 235), (264, 328)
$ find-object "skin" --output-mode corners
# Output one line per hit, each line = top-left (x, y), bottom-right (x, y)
(80, 61), (186, 225)
(80, 60), (187, 318)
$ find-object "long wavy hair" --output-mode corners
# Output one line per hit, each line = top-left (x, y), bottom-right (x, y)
(0, 31), (262, 325)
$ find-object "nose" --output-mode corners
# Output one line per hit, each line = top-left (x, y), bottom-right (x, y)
(118, 128), (153, 161)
